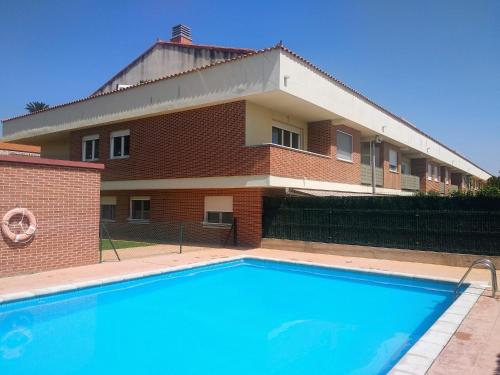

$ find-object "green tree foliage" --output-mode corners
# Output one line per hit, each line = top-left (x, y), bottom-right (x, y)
(25, 101), (49, 113)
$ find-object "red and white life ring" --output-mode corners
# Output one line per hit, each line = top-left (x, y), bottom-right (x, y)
(1, 208), (37, 243)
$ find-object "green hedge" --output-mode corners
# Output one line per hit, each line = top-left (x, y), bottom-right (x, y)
(262, 196), (500, 256)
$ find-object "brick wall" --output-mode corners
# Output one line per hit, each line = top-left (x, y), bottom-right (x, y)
(271, 122), (361, 184)
(0, 156), (102, 277)
(411, 158), (442, 193)
(70, 102), (362, 186)
(101, 188), (263, 247)
(307, 121), (332, 156)
(70, 101), (269, 181)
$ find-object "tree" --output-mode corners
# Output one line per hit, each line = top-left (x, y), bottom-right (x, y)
(25, 101), (49, 113)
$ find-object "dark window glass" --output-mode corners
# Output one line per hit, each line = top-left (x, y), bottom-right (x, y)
(123, 135), (130, 156)
(272, 127), (282, 145)
(94, 139), (99, 159)
(143, 200), (150, 220)
(206, 212), (220, 223)
(113, 137), (122, 157)
(361, 142), (371, 165)
(84, 140), (93, 160)
(283, 130), (291, 147)
(101, 205), (115, 220)
(291, 132), (299, 149)
(221, 212), (234, 224)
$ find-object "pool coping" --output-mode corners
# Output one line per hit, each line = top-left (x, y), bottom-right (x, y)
(0, 255), (487, 375)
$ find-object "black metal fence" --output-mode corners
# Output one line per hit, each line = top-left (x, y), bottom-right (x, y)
(100, 219), (237, 261)
(262, 196), (500, 256)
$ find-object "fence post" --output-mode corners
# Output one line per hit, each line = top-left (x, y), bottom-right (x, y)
(179, 222), (184, 254)
(99, 222), (103, 263)
(233, 217), (238, 246)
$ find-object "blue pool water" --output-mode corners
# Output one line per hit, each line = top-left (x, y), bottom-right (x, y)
(0, 258), (461, 375)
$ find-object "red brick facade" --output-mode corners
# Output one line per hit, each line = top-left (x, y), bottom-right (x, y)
(70, 101), (269, 181)
(102, 188), (263, 247)
(69, 102), (363, 186)
(0, 157), (102, 277)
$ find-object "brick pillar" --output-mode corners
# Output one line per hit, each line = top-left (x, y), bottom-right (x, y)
(307, 120), (332, 156)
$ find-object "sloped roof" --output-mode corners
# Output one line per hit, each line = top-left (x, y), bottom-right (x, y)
(91, 40), (254, 96)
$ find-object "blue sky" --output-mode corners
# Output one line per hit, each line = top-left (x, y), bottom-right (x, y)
(1, 0), (498, 175)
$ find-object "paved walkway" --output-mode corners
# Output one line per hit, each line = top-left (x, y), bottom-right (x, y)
(1, 247), (499, 374)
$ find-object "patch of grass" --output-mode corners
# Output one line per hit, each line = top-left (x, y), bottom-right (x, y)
(101, 239), (156, 251)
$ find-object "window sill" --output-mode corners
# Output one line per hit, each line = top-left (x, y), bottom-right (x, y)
(127, 219), (150, 224)
(109, 155), (130, 160)
(202, 222), (232, 228)
(389, 169), (399, 174)
(336, 157), (353, 164)
(101, 219), (116, 223)
(83, 159), (99, 162)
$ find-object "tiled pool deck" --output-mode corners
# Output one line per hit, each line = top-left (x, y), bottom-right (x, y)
(1, 247), (499, 374)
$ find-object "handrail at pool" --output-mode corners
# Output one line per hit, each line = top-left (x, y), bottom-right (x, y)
(455, 258), (497, 298)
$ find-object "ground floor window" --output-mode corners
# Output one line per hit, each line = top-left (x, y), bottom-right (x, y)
(100, 196), (116, 221)
(130, 196), (150, 221)
(204, 196), (233, 225)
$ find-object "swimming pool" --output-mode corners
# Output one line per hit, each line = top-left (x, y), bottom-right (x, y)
(0, 258), (465, 375)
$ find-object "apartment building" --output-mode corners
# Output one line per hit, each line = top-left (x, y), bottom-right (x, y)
(1, 25), (491, 246)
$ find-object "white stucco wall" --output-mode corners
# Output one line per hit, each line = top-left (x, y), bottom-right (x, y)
(245, 102), (308, 148)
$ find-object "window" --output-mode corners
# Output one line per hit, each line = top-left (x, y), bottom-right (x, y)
(389, 149), (398, 172)
(401, 159), (410, 175)
(204, 196), (233, 225)
(130, 196), (150, 221)
(110, 130), (130, 159)
(336, 131), (353, 162)
(82, 135), (99, 161)
(100, 196), (116, 221)
(272, 125), (301, 150)
(427, 163), (432, 180)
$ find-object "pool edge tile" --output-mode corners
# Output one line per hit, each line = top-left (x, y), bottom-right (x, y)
(389, 283), (483, 375)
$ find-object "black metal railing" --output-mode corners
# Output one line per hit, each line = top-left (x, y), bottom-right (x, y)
(262, 197), (500, 256)
(99, 219), (237, 261)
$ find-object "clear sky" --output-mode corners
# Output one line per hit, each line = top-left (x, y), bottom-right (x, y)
(1, 0), (498, 175)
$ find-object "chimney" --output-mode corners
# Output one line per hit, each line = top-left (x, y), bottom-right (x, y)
(170, 24), (192, 44)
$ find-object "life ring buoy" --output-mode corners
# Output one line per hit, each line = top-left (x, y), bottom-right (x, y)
(1, 208), (37, 243)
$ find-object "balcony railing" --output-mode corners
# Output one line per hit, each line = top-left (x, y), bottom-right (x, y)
(361, 164), (383, 186)
(401, 174), (420, 191)
(449, 184), (459, 193)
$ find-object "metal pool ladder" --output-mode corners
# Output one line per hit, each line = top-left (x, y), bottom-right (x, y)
(455, 258), (498, 298)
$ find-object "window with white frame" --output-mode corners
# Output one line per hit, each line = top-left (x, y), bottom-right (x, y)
(100, 196), (116, 221)
(389, 149), (398, 172)
(204, 196), (233, 225)
(272, 125), (301, 149)
(82, 134), (99, 161)
(110, 130), (130, 159)
(336, 131), (353, 162)
(130, 196), (150, 221)
(427, 163), (432, 180)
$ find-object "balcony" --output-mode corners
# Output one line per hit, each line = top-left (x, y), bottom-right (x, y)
(361, 164), (383, 186)
(401, 174), (420, 191)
